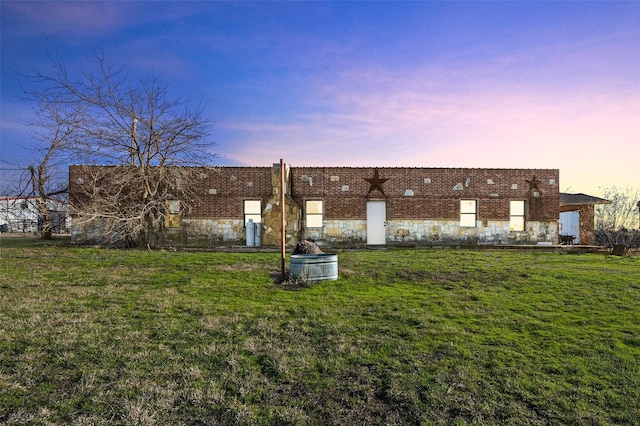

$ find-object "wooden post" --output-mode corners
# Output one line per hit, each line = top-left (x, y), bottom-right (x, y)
(280, 159), (286, 275)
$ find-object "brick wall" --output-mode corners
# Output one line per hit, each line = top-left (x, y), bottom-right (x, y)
(69, 164), (560, 246)
(186, 167), (273, 218)
(291, 167), (559, 221)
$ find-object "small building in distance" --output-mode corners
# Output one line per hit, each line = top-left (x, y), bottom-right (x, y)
(559, 193), (611, 245)
(0, 196), (68, 234)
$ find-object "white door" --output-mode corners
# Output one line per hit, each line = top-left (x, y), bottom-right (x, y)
(367, 200), (386, 245)
(559, 210), (580, 244)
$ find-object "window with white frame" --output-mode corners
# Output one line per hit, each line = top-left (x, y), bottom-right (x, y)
(305, 200), (323, 228)
(509, 200), (525, 231)
(164, 200), (181, 228)
(243, 200), (261, 226)
(460, 199), (477, 227)
(167, 200), (181, 215)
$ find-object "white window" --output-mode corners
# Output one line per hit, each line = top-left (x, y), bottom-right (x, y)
(460, 200), (477, 227)
(167, 200), (181, 214)
(165, 200), (181, 228)
(305, 200), (323, 228)
(244, 200), (261, 226)
(510, 200), (525, 231)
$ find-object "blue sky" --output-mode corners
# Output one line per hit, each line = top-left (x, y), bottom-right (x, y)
(1, 1), (639, 195)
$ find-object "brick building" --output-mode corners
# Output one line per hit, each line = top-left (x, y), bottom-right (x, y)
(559, 193), (611, 245)
(69, 163), (560, 247)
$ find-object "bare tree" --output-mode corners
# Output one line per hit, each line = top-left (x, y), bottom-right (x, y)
(70, 164), (208, 246)
(26, 51), (214, 246)
(595, 185), (640, 254)
(15, 86), (85, 239)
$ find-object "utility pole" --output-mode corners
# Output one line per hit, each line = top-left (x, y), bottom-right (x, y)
(131, 116), (138, 166)
(280, 158), (286, 276)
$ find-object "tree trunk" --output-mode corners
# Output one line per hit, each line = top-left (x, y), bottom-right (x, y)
(36, 199), (53, 240)
(29, 165), (54, 240)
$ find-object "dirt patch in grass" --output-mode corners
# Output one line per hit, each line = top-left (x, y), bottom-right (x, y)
(217, 263), (268, 272)
(428, 271), (468, 283)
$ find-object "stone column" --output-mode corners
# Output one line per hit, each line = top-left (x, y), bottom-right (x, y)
(261, 163), (301, 246)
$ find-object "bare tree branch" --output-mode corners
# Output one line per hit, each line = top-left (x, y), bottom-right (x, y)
(22, 50), (215, 244)
(595, 185), (640, 254)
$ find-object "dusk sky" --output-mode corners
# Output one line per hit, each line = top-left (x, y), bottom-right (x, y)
(1, 1), (639, 196)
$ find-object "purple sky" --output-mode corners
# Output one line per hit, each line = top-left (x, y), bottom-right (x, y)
(1, 1), (639, 195)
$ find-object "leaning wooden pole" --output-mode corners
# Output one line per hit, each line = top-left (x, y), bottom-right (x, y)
(280, 158), (286, 276)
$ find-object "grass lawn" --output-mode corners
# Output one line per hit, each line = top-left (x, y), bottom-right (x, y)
(1, 241), (639, 425)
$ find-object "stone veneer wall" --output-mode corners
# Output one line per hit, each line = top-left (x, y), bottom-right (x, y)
(261, 163), (302, 246)
(383, 219), (558, 245)
(181, 218), (245, 246)
(303, 218), (558, 246)
(262, 195), (301, 247)
(303, 219), (367, 244)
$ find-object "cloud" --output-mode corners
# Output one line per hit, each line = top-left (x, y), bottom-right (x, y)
(2, 1), (127, 37)
(1, 2), (208, 39)
(219, 61), (639, 194)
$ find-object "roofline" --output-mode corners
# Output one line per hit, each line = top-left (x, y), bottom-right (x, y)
(69, 164), (559, 172)
(559, 192), (612, 205)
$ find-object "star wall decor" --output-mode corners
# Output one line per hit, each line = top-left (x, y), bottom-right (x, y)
(526, 175), (540, 191)
(364, 169), (389, 195)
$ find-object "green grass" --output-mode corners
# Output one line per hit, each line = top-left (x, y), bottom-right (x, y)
(1, 242), (639, 425)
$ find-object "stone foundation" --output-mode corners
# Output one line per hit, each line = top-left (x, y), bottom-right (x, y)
(301, 218), (558, 246)
(179, 218), (245, 246)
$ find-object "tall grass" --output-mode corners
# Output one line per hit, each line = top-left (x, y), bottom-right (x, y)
(1, 244), (638, 425)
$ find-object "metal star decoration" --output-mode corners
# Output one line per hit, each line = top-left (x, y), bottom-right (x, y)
(526, 175), (540, 191)
(364, 169), (389, 195)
